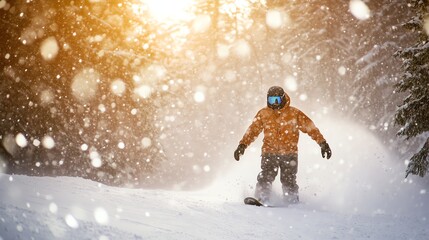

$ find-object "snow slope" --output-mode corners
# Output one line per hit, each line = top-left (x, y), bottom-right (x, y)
(1, 118), (429, 240)
(0, 173), (428, 240)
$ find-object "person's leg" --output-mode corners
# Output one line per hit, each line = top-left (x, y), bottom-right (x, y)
(255, 154), (279, 202)
(279, 154), (299, 203)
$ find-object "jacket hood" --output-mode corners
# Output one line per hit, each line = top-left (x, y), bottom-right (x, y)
(267, 86), (290, 110)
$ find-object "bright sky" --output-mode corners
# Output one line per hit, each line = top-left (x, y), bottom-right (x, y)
(132, 0), (196, 23)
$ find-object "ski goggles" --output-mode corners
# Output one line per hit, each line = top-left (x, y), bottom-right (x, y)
(267, 95), (283, 105)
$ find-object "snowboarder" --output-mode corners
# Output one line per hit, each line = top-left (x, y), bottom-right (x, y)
(234, 86), (332, 204)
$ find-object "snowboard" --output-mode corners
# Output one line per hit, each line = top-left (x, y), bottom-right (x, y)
(244, 196), (299, 207)
(244, 197), (268, 207)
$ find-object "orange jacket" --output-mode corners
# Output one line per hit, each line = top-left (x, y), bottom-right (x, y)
(239, 102), (325, 155)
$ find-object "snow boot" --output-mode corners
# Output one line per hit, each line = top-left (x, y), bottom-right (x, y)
(283, 192), (299, 205)
(255, 182), (271, 204)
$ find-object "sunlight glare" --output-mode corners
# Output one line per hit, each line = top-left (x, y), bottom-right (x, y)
(220, 0), (251, 15)
(143, 0), (196, 23)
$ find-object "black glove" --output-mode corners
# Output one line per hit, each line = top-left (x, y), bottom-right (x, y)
(320, 141), (332, 159)
(234, 144), (247, 161)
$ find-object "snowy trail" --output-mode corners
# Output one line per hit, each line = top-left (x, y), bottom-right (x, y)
(1, 174), (428, 240)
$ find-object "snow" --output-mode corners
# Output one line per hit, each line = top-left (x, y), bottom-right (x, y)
(40, 37), (59, 61)
(40, 89), (55, 105)
(2, 136), (15, 157)
(144, 0), (195, 22)
(110, 79), (126, 96)
(281, 53), (293, 64)
(265, 10), (290, 29)
(193, 86), (206, 103)
(338, 66), (347, 76)
(349, 0), (371, 20)
(232, 39), (251, 59)
(118, 142), (125, 150)
(41, 136), (55, 149)
(15, 133), (27, 148)
(284, 75), (298, 92)
(217, 44), (230, 59)
(90, 150), (102, 168)
(141, 137), (152, 149)
(1, 118), (429, 239)
(71, 68), (100, 103)
(64, 214), (79, 229)
(81, 144), (89, 151)
(0, 0), (6, 9)
(192, 15), (211, 33)
(49, 202), (58, 214)
(94, 207), (109, 225)
(30, 138), (38, 147)
(98, 104), (107, 113)
(299, 94), (308, 101)
(193, 91), (205, 103)
(1, 1), (428, 239)
(134, 85), (152, 99)
(0, 172), (428, 240)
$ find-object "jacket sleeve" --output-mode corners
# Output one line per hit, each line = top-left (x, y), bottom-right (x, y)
(239, 110), (264, 147)
(297, 110), (325, 145)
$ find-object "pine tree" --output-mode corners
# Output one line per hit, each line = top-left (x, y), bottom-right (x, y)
(395, 0), (429, 177)
(0, 0), (167, 186)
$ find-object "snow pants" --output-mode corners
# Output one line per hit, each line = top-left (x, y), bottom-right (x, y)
(255, 154), (299, 202)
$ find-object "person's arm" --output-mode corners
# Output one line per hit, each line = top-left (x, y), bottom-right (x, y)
(234, 110), (264, 161)
(297, 110), (325, 144)
(239, 110), (264, 147)
(297, 110), (332, 159)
